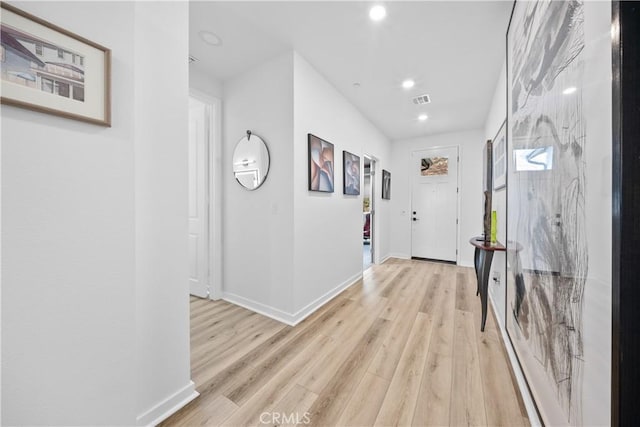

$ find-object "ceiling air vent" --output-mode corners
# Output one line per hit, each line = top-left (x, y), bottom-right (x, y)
(412, 94), (431, 105)
(189, 55), (198, 64)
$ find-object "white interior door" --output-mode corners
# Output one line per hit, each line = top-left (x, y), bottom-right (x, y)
(188, 98), (209, 298)
(369, 158), (376, 264)
(411, 146), (459, 262)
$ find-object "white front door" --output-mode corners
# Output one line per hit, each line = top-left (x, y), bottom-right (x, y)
(188, 97), (209, 298)
(411, 146), (459, 262)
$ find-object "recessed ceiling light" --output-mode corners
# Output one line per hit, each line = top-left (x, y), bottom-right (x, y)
(563, 86), (577, 95)
(402, 79), (415, 89)
(418, 114), (428, 121)
(199, 30), (222, 46)
(369, 5), (386, 22)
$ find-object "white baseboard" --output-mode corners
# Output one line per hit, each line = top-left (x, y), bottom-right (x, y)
(222, 292), (298, 325)
(137, 381), (198, 427)
(290, 272), (362, 325)
(387, 253), (410, 260)
(488, 293), (541, 426)
(223, 273), (362, 327)
(379, 254), (392, 264)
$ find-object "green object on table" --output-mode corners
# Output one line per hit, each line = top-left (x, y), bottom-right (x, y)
(490, 210), (497, 243)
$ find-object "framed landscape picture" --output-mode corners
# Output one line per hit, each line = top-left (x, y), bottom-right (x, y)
(343, 151), (360, 195)
(0, 3), (111, 126)
(421, 156), (448, 176)
(381, 169), (391, 200)
(308, 134), (334, 192)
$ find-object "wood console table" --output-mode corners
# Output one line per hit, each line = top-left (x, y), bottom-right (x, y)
(469, 237), (506, 332)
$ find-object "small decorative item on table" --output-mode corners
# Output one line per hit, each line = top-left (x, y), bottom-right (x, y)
(490, 211), (497, 243)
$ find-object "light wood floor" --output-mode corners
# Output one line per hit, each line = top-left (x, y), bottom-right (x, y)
(163, 259), (530, 426)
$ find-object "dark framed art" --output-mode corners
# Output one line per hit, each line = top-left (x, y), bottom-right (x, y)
(342, 150), (360, 195)
(492, 120), (506, 190)
(308, 134), (334, 192)
(0, 2), (111, 126)
(505, 1), (613, 426)
(381, 169), (390, 200)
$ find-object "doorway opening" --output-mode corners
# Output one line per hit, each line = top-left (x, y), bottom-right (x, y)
(363, 156), (376, 270)
(410, 146), (459, 263)
(188, 90), (222, 300)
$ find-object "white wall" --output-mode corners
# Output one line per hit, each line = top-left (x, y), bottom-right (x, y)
(219, 51), (392, 323)
(2, 2), (137, 424)
(292, 53), (392, 315)
(390, 129), (484, 267)
(190, 65), (222, 99)
(2, 2), (192, 425)
(133, 3), (195, 425)
(222, 52), (295, 317)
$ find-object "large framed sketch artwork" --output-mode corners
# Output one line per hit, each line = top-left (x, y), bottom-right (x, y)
(506, 1), (612, 426)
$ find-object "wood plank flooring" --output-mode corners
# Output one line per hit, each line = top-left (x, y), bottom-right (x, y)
(162, 259), (529, 427)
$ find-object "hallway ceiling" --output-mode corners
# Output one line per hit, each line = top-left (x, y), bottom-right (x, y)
(190, 1), (513, 141)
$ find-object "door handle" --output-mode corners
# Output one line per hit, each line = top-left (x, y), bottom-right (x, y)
(412, 217), (418, 221)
